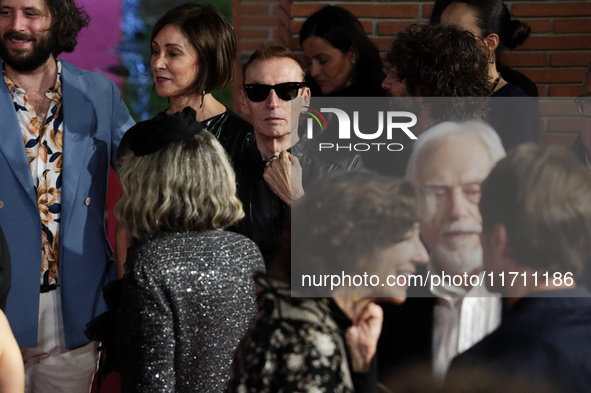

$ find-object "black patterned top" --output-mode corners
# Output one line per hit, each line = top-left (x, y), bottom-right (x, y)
(227, 278), (355, 393)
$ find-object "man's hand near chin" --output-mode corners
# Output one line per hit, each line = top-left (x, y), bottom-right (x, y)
(263, 151), (304, 206)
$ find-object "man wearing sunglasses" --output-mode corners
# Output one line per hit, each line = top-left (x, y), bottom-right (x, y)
(572, 61), (591, 169)
(233, 43), (363, 265)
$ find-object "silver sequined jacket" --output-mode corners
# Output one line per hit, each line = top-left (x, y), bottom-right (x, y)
(116, 230), (264, 392)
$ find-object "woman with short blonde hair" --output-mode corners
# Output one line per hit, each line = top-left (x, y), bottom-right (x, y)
(116, 125), (243, 240)
(115, 107), (264, 392)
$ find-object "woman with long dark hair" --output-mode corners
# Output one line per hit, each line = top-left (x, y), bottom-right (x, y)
(299, 6), (385, 97)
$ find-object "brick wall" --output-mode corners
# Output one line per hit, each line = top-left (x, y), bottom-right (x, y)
(232, 0), (591, 146)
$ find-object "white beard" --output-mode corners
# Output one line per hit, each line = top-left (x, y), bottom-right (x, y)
(433, 243), (483, 276)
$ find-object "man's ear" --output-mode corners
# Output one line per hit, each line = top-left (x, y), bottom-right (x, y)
(239, 88), (250, 115)
(491, 222), (512, 268)
(303, 87), (311, 105)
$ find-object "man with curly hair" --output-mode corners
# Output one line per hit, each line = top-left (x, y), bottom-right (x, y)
(380, 23), (491, 176)
(0, 0), (134, 390)
(382, 23), (490, 128)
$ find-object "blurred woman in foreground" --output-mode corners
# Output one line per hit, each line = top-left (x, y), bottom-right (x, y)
(228, 172), (429, 392)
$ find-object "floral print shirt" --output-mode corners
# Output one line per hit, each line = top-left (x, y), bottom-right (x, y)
(3, 60), (63, 286)
(227, 278), (355, 393)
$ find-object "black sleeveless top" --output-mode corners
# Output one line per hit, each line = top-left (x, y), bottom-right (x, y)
(117, 108), (254, 164)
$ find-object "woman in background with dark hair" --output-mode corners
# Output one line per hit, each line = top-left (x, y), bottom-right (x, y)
(298, 6), (386, 173)
(299, 6), (385, 97)
(431, 0), (538, 98)
(437, 0), (541, 150)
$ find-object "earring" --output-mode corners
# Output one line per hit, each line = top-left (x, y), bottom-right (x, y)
(199, 90), (205, 109)
(489, 58), (495, 64)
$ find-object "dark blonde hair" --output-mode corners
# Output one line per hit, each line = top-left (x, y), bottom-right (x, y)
(480, 144), (591, 276)
(151, 3), (236, 95)
(116, 131), (243, 240)
(242, 43), (305, 82)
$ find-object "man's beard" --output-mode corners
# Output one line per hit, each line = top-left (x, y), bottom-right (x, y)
(432, 220), (483, 276)
(0, 30), (55, 72)
(433, 244), (483, 276)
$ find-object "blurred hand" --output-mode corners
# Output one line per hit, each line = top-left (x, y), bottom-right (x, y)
(263, 151), (304, 206)
(345, 302), (383, 373)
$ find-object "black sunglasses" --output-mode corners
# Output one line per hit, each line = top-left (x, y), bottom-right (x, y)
(243, 82), (306, 102)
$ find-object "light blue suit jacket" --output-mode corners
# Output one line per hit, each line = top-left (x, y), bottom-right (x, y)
(0, 59), (135, 348)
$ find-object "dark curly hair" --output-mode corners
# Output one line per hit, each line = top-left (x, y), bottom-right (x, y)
(386, 23), (491, 120)
(46, 0), (89, 55)
(299, 6), (385, 97)
(291, 172), (430, 280)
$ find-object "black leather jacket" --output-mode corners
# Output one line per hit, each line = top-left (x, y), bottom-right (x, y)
(231, 138), (364, 265)
(201, 109), (253, 163)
